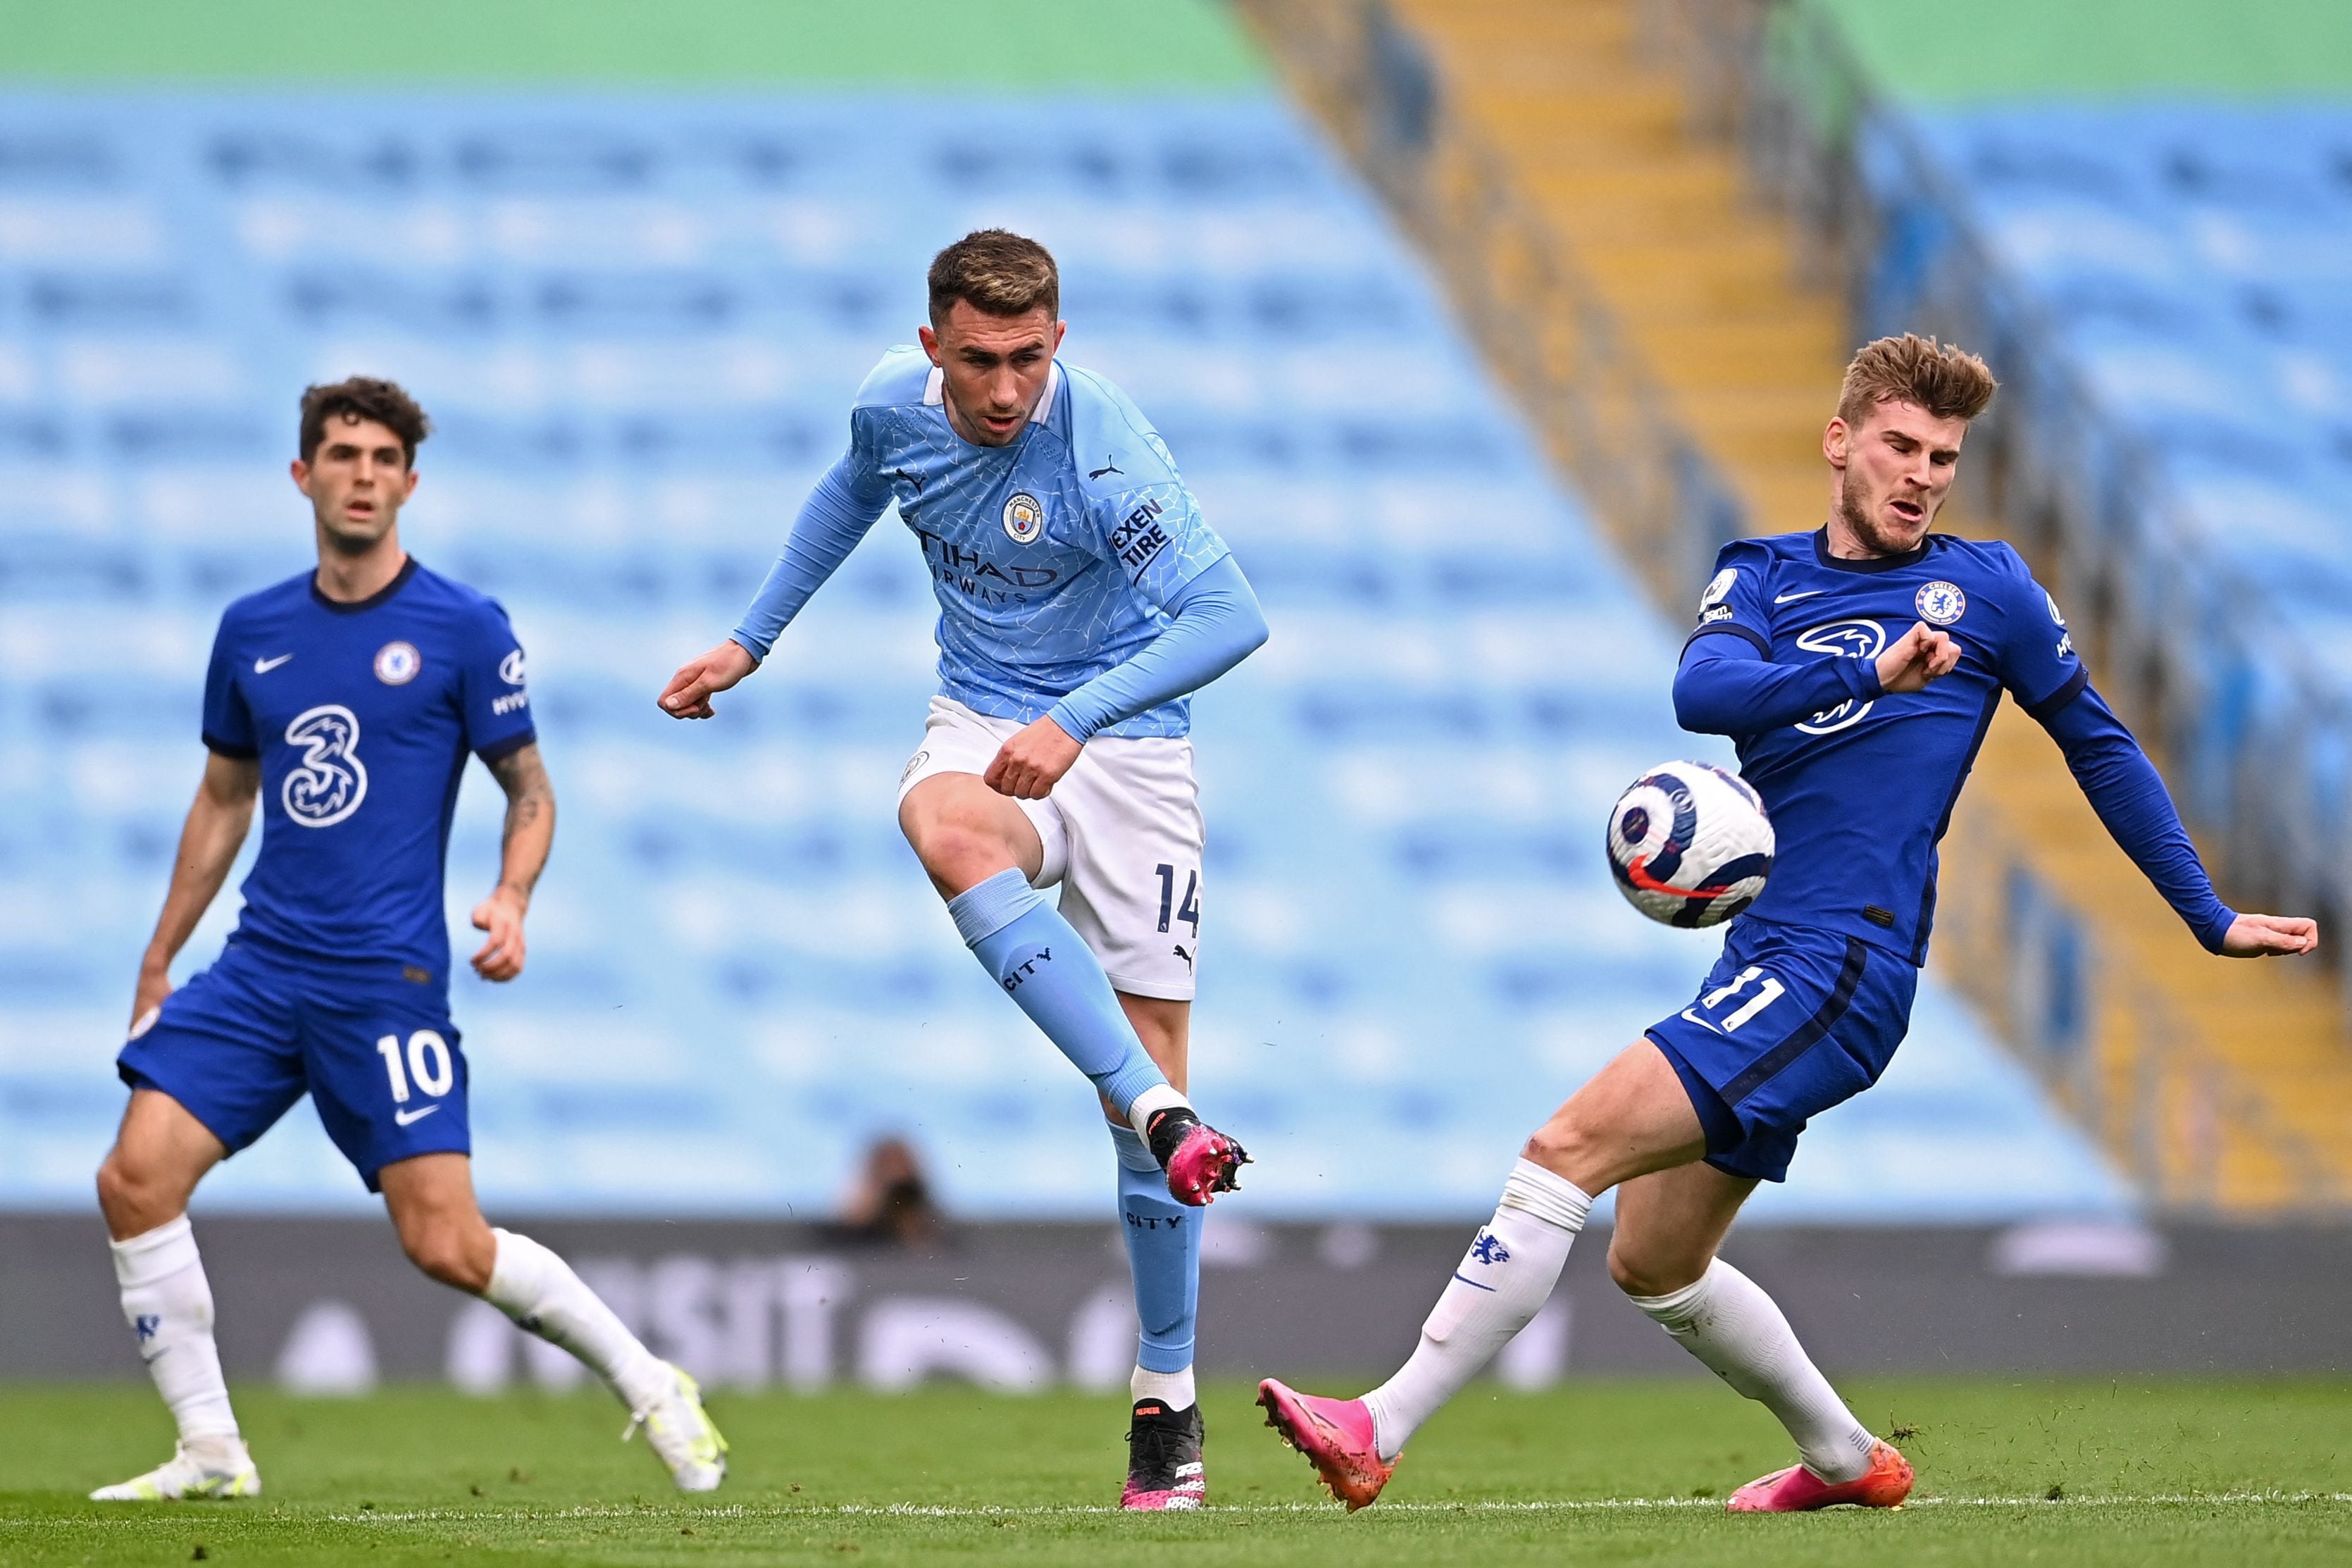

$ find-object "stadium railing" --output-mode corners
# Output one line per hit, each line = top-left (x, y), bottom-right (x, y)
(1238, 0), (2351, 1212)
(1237, 0), (1747, 609)
(1645, 0), (2352, 1007)
(1940, 767), (2347, 1211)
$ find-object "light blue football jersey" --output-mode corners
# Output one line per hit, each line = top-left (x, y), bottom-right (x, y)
(827, 349), (1231, 738)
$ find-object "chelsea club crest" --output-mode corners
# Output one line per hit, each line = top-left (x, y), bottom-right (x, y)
(1915, 580), (1967, 626)
(374, 640), (421, 685)
(1002, 492), (1044, 545)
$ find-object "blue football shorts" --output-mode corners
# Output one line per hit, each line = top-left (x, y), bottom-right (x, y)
(1643, 919), (1917, 1183)
(116, 938), (472, 1192)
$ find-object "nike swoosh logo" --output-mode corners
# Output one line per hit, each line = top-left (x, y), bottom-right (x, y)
(393, 1104), (440, 1126)
(1773, 590), (1826, 604)
(254, 654), (294, 673)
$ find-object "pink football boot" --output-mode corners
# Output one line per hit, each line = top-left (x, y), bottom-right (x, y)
(1145, 1107), (1250, 1207)
(1729, 1441), (1915, 1512)
(1256, 1379), (1395, 1510)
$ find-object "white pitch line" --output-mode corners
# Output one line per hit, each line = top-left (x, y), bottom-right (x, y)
(297, 1491), (2352, 1526)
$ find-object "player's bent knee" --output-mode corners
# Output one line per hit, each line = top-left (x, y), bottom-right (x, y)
(399, 1221), (491, 1293)
(1606, 1241), (1705, 1300)
(95, 1150), (184, 1236)
(404, 1238), (488, 1293)
(904, 819), (1023, 892)
(1519, 1118), (1599, 1182)
(93, 1155), (137, 1227)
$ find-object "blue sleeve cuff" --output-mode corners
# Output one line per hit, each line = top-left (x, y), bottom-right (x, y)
(1835, 655), (1884, 703)
(1043, 699), (1089, 742)
(2195, 904), (2239, 955)
(476, 730), (536, 766)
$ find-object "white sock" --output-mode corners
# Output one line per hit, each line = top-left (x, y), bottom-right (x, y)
(484, 1228), (668, 1412)
(1360, 1160), (1590, 1461)
(1125, 1082), (1191, 1140)
(1132, 1364), (1197, 1411)
(1628, 1259), (1875, 1483)
(111, 1216), (240, 1452)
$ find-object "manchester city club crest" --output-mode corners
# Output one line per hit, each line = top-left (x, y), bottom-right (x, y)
(1915, 580), (1967, 626)
(1002, 492), (1044, 545)
(374, 640), (421, 685)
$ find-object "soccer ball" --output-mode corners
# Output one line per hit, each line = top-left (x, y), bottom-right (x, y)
(1605, 761), (1774, 928)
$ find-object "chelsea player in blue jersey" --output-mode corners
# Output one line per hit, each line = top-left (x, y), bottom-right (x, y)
(1261, 335), (2319, 1512)
(661, 231), (1268, 1509)
(92, 380), (726, 1501)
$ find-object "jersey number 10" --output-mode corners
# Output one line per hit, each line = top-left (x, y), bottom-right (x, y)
(376, 1030), (456, 1102)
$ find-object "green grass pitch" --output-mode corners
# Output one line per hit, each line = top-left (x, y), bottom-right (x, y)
(0, 1379), (2345, 1565)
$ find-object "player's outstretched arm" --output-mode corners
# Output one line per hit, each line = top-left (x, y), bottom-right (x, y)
(664, 445), (892, 721)
(2034, 680), (2319, 957)
(472, 742), (555, 982)
(659, 640), (757, 721)
(133, 752), (260, 1028)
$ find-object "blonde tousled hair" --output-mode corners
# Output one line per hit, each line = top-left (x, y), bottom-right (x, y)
(1837, 333), (1997, 427)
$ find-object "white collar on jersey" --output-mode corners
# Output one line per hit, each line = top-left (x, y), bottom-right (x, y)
(923, 361), (1062, 427)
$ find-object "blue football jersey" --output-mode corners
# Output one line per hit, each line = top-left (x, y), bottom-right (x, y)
(1686, 528), (2086, 964)
(828, 349), (1231, 738)
(199, 558), (536, 981)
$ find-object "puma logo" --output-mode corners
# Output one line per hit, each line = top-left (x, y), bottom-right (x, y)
(890, 468), (925, 496)
(1088, 456), (1124, 480)
(1173, 942), (1194, 972)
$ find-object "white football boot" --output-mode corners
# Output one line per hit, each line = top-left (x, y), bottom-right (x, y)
(622, 1362), (728, 1492)
(89, 1438), (261, 1501)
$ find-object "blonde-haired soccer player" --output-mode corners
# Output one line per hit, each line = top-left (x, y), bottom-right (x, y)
(1260, 336), (2316, 1512)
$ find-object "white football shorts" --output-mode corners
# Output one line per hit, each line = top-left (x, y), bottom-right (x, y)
(897, 696), (1205, 1000)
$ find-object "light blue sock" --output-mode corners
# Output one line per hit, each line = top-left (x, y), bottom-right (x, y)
(1112, 1124), (1200, 1381)
(949, 869), (1171, 1117)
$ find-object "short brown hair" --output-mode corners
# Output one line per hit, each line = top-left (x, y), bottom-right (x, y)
(1836, 334), (1998, 427)
(299, 377), (432, 466)
(928, 229), (1059, 327)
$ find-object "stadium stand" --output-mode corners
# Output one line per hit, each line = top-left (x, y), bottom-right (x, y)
(1250, 0), (2352, 1212)
(1862, 99), (2352, 1208)
(0, 82), (2130, 1221)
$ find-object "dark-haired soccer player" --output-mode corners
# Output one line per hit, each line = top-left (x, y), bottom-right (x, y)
(661, 230), (1268, 1509)
(92, 380), (726, 1500)
(1260, 335), (2317, 1512)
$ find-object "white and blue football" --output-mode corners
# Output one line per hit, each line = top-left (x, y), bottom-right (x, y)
(1606, 761), (1774, 928)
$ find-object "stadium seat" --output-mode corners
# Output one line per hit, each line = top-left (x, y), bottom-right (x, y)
(0, 92), (2129, 1222)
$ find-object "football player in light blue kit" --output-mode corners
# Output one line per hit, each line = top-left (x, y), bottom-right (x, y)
(93, 380), (725, 1501)
(662, 230), (1267, 1509)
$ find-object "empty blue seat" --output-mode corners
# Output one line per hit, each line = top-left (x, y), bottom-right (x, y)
(0, 91), (2130, 1220)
